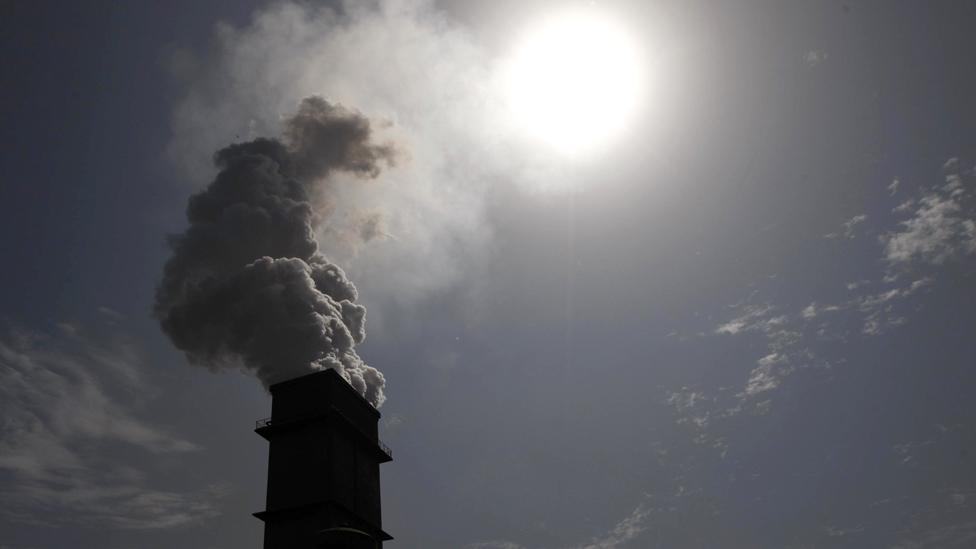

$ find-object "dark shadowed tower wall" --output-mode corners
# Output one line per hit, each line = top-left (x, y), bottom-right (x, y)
(254, 369), (393, 548)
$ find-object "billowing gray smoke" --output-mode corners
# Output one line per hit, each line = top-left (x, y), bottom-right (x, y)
(156, 96), (394, 407)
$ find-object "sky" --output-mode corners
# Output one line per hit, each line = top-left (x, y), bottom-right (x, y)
(1, 1), (976, 548)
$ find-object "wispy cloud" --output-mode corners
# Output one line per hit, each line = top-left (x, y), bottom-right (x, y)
(714, 304), (781, 335)
(804, 49), (828, 67)
(577, 504), (650, 549)
(713, 302), (805, 401)
(0, 323), (222, 529)
(824, 524), (865, 537)
(705, 158), (970, 405)
(661, 156), (975, 477)
(825, 214), (868, 239)
(709, 271), (931, 401)
(889, 178), (901, 196)
(465, 503), (650, 549)
(742, 352), (792, 397)
(467, 542), (527, 549)
(856, 277), (932, 336)
(891, 520), (976, 549)
(883, 160), (976, 265)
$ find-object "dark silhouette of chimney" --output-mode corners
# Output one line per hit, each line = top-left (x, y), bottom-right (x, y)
(254, 369), (393, 548)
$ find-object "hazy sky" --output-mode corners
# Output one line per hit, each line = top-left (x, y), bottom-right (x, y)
(2, 1), (976, 548)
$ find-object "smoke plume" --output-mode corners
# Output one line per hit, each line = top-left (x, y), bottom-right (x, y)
(156, 96), (395, 407)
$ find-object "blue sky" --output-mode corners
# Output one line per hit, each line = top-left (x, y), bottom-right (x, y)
(2, 1), (975, 548)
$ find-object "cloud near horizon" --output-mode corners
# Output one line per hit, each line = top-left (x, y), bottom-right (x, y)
(464, 502), (650, 549)
(0, 322), (222, 530)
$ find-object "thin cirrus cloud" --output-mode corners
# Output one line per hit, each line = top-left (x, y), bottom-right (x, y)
(824, 213), (868, 239)
(883, 158), (976, 265)
(655, 158), (976, 547)
(668, 156), (975, 436)
(890, 519), (976, 549)
(725, 157), (972, 400)
(464, 502), (650, 549)
(0, 319), (223, 530)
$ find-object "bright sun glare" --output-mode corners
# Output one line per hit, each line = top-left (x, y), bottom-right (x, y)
(503, 7), (645, 155)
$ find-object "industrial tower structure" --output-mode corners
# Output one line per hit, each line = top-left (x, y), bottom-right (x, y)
(254, 369), (393, 548)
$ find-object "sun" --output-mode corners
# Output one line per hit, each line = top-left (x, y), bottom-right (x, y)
(502, 7), (646, 155)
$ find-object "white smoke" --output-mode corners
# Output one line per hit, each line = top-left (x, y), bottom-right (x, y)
(168, 0), (527, 305)
(157, 97), (395, 406)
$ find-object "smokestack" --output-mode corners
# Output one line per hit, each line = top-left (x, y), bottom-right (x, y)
(156, 95), (400, 546)
(254, 368), (393, 548)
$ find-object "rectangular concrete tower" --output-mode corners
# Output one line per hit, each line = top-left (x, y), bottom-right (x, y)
(254, 369), (393, 548)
